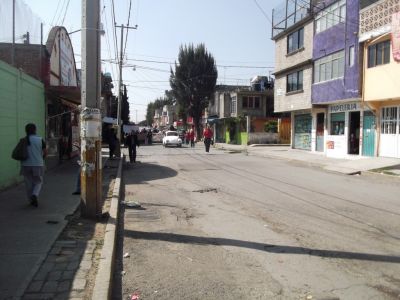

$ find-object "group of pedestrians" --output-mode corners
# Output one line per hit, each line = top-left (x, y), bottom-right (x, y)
(12, 122), (214, 207)
(184, 124), (213, 153)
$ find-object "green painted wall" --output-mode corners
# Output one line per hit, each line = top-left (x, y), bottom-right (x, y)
(238, 132), (248, 145)
(0, 61), (45, 189)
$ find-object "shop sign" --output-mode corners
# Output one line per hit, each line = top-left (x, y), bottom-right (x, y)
(392, 12), (400, 62)
(330, 103), (359, 113)
(327, 141), (334, 149)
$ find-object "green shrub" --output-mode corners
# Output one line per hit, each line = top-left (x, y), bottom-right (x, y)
(264, 120), (278, 133)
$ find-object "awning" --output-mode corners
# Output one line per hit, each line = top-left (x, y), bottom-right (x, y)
(46, 86), (81, 105)
(103, 117), (117, 124)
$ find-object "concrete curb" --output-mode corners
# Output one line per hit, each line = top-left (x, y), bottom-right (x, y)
(92, 154), (124, 299)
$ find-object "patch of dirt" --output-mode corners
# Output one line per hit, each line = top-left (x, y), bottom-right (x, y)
(57, 161), (117, 299)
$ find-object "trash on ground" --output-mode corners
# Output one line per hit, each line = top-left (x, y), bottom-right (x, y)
(122, 201), (142, 208)
(121, 270), (126, 276)
(46, 220), (59, 224)
(124, 252), (130, 258)
(306, 295), (313, 300)
(130, 293), (140, 300)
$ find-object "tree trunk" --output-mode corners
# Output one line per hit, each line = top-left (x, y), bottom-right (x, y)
(193, 115), (202, 141)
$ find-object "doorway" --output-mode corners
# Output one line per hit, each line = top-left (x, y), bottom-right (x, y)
(316, 113), (325, 152)
(348, 111), (360, 154)
(362, 111), (375, 156)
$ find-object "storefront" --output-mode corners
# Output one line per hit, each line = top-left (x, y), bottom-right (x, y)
(326, 102), (361, 158)
(293, 112), (312, 150)
(45, 26), (80, 167)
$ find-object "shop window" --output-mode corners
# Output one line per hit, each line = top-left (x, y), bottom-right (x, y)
(368, 40), (390, 68)
(381, 107), (398, 134)
(330, 112), (345, 135)
(287, 70), (303, 92)
(287, 27), (304, 54)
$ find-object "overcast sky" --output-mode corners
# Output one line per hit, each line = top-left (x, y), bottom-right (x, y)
(20, 0), (281, 122)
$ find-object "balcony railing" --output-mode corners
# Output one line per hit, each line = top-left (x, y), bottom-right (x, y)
(360, 0), (400, 36)
(272, 0), (312, 38)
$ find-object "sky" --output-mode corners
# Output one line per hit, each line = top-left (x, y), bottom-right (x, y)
(17, 0), (282, 122)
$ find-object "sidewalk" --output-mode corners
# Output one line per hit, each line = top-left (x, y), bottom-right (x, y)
(215, 143), (400, 175)
(0, 151), (113, 299)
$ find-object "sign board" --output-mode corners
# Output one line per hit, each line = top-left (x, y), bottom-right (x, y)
(329, 102), (359, 113)
(327, 140), (334, 149)
(392, 12), (400, 62)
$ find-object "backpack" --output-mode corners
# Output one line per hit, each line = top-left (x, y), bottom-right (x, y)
(12, 137), (28, 161)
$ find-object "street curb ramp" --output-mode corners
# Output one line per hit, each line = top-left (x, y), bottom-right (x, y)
(92, 154), (124, 299)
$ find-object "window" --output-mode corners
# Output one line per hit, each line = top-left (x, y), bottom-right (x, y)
(287, 28), (304, 54)
(242, 97), (248, 108)
(315, 0), (346, 34)
(231, 96), (237, 115)
(330, 112), (345, 135)
(368, 40), (390, 68)
(381, 107), (398, 134)
(242, 96), (261, 109)
(286, 70), (303, 92)
(349, 45), (355, 67)
(314, 50), (345, 83)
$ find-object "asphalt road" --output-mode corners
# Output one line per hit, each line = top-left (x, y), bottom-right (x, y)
(112, 144), (400, 300)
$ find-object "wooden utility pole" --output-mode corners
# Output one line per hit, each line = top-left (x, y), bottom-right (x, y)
(80, 0), (102, 218)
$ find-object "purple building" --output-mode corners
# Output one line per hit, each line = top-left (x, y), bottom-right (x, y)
(311, 0), (362, 157)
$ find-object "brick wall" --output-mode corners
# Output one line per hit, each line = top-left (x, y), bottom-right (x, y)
(274, 21), (314, 73)
(0, 44), (49, 83)
(274, 66), (313, 113)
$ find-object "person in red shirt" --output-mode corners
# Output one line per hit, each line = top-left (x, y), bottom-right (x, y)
(203, 124), (213, 153)
(189, 126), (195, 148)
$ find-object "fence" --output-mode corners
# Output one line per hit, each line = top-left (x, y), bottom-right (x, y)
(0, 60), (45, 189)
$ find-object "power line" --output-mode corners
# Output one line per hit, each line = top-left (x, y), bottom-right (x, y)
(61, 0), (71, 25)
(50, 0), (62, 26)
(253, 0), (272, 24)
(125, 58), (274, 69)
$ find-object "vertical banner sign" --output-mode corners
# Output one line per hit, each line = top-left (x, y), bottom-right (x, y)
(392, 12), (400, 62)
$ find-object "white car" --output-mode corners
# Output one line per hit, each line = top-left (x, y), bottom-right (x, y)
(163, 131), (182, 147)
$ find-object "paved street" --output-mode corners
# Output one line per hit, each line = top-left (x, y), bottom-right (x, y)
(112, 144), (400, 299)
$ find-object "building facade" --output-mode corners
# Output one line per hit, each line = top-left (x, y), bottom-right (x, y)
(312, 0), (361, 158)
(272, 0), (316, 150)
(359, 0), (400, 158)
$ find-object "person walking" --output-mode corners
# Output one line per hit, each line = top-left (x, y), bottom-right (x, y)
(125, 130), (140, 163)
(203, 124), (213, 153)
(189, 127), (195, 148)
(20, 123), (47, 207)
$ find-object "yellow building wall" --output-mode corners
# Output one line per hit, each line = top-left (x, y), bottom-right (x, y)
(364, 39), (400, 102)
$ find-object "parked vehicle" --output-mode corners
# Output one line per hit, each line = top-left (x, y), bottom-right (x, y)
(152, 131), (163, 143)
(162, 131), (182, 147)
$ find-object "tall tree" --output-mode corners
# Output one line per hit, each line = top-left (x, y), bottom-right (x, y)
(170, 44), (218, 138)
(121, 85), (130, 124)
(145, 92), (175, 126)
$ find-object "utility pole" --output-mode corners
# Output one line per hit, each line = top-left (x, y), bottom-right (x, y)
(115, 24), (137, 139)
(80, 0), (102, 218)
(11, 0), (15, 66)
